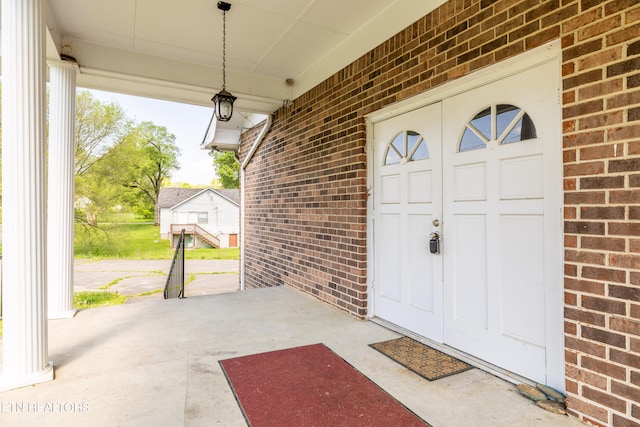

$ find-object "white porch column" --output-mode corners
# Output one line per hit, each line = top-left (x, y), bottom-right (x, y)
(0, 0), (54, 390)
(47, 60), (78, 319)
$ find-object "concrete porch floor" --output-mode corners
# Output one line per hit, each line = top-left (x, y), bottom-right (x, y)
(0, 286), (583, 427)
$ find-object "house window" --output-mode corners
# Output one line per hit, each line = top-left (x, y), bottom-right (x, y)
(459, 104), (537, 152)
(197, 212), (208, 224)
(383, 130), (429, 165)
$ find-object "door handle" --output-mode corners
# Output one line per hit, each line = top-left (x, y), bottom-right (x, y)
(429, 231), (440, 254)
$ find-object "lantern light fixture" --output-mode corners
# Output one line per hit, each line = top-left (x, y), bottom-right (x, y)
(212, 1), (236, 122)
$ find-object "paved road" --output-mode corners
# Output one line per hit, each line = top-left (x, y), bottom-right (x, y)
(1, 259), (240, 303)
(74, 258), (239, 302)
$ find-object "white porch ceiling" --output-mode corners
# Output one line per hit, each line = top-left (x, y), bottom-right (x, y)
(40, 0), (447, 114)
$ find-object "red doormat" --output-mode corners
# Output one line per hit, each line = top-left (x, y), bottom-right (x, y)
(219, 343), (430, 427)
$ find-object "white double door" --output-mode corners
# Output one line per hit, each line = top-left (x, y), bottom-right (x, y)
(372, 61), (563, 387)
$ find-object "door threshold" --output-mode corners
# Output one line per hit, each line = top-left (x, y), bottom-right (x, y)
(369, 316), (537, 387)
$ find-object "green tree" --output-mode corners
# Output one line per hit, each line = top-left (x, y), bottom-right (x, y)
(73, 91), (129, 225)
(211, 150), (239, 188)
(209, 178), (222, 189)
(117, 122), (181, 224)
(75, 91), (127, 176)
(77, 143), (131, 225)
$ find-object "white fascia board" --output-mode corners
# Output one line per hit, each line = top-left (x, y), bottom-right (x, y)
(76, 67), (282, 113)
(68, 39), (286, 112)
(212, 191), (240, 208)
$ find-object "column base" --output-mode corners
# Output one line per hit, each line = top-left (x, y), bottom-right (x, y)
(0, 362), (54, 392)
(49, 309), (78, 320)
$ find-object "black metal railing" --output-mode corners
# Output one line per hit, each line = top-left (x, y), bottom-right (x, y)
(164, 229), (185, 299)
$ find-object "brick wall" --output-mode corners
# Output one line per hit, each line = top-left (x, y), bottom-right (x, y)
(240, 0), (640, 424)
(562, 2), (640, 426)
(240, 103), (369, 315)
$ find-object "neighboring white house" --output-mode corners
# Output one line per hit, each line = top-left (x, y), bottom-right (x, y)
(158, 187), (240, 249)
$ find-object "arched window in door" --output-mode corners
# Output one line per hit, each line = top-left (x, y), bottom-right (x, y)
(459, 104), (537, 152)
(383, 130), (429, 165)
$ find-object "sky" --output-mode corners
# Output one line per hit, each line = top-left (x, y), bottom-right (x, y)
(85, 88), (217, 186)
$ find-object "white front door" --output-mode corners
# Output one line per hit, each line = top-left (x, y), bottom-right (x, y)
(371, 59), (563, 388)
(441, 61), (562, 386)
(373, 103), (443, 341)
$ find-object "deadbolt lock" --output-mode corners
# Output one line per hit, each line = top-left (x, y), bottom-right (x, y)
(429, 231), (440, 254)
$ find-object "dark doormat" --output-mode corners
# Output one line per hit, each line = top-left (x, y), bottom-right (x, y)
(219, 343), (430, 427)
(370, 337), (473, 381)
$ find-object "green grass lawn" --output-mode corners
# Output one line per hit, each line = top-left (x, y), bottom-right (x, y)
(74, 222), (239, 260)
(73, 290), (128, 309)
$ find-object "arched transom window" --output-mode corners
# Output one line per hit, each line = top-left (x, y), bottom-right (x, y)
(384, 130), (429, 165)
(459, 104), (537, 152)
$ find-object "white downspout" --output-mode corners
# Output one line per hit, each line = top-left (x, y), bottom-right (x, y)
(239, 115), (273, 291)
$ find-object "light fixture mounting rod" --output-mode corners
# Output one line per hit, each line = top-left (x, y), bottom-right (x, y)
(217, 1), (231, 91)
(211, 0), (236, 122)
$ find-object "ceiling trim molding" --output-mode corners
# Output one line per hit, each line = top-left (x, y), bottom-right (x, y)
(75, 67), (283, 113)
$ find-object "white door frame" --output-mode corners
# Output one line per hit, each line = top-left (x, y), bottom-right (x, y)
(366, 40), (564, 387)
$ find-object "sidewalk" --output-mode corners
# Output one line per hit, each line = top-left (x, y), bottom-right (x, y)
(73, 259), (240, 302)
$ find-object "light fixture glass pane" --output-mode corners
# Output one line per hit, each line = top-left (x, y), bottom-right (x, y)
(219, 100), (233, 120)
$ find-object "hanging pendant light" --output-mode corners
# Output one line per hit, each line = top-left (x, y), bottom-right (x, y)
(212, 1), (236, 122)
